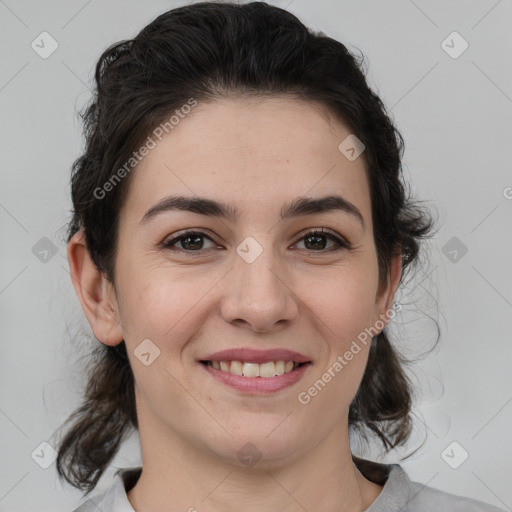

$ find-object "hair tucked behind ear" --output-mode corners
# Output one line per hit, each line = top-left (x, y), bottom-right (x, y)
(55, 1), (437, 495)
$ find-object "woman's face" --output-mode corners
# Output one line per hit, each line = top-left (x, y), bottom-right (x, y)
(89, 96), (400, 467)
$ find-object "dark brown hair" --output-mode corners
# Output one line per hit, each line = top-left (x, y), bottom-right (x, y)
(55, 1), (436, 496)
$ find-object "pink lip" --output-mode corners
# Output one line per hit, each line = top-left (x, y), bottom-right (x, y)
(200, 361), (311, 394)
(200, 348), (311, 364)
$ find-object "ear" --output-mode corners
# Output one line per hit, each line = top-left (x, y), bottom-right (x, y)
(67, 229), (124, 346)
(372, 252), (402, 332)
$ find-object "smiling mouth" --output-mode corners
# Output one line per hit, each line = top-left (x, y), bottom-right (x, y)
(199, 360), (310, 378)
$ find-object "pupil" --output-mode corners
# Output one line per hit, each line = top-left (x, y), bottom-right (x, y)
(182, 235), (203, 250)
(306, 234), (326, 250)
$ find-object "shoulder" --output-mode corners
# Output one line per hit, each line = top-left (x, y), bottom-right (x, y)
(403, 478), (507, 512)
(355, 458), (507, 512)
(70, 466), (142, 512)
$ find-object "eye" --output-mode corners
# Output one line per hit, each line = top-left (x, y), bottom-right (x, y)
(293, 228), (350, 252)
(162, 230), (218, 254)
(162, 227), (350, 256)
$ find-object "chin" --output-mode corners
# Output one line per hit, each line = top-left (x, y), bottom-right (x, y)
(205, 428), (308, 470)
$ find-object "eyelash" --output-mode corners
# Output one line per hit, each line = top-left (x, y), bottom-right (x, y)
(162, 228), (351, 256)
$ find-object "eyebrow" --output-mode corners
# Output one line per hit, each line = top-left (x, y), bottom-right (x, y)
(139, 194), (365, 230)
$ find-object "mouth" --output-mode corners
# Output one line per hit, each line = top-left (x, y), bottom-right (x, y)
(199, 360), (311, 378)
(197, 348), (312, 393)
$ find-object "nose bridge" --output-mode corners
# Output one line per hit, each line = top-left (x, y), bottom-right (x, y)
(220, 233), (297, 331)
(236, 234), (284, 302)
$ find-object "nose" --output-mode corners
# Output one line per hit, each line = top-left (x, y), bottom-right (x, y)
(220, 243), (299, 333)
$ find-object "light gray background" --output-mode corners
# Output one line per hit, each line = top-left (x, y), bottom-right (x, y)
(1, 0), (511, 510)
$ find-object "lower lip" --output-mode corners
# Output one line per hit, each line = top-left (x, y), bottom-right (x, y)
(199, 362), (311, 394)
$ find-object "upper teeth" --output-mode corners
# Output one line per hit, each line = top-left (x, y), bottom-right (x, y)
(209, 360), (299, 377)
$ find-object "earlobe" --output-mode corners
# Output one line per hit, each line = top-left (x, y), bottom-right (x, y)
(67, 230), (124, 346)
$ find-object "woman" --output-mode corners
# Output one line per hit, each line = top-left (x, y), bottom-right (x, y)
(55, 2), (506, 511)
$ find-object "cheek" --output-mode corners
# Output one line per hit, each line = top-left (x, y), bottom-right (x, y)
(307, 268), (378, 347)
(323, 271), (378, 398)
(115, 259), (223, 350)
(120, 282), (194, 342)
(301, 277), (375, 414)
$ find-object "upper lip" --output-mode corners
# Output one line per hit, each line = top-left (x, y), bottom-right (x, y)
(200, 348), (311, 364)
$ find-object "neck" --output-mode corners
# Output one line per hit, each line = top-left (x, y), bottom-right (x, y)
(127, 414), (383, 512)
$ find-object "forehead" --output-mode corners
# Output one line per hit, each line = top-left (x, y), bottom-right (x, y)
(120, 96), (371, 227)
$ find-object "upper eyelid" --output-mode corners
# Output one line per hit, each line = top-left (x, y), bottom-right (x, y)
(164, 228), (218, 245)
